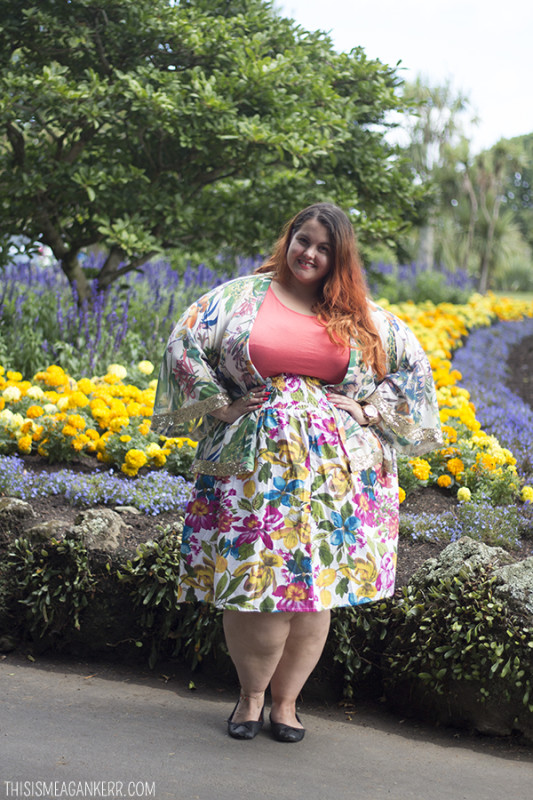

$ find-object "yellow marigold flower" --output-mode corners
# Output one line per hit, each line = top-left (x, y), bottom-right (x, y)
(21, 419), (33, 434)
(121, 464), (139, 477)
(126, 401), (142, 417)
(44, 365), (68, 388)
(441, 425), (457, 444)
(398, 487), (406, 503)
(409, 458), (432, 481)
(521, 486), (533, 503)
(107, 363), (127, 380)
(146, 443), (161, 458)
(120, 434), (132, 443)
(447, 458), (464, 477)
(138, 420), (151, 436)
(17, 435), (33, 454)
(26, 385), (45, 400)
(124, 448), (148, 469)
(26, 404), (44, 419)
(37, 443), (48, 457)
(56, 396), (70, 411)
(76, 378), (95, 394)
(62, 424), (77, 437)
(148, 379), (158, 390)
(85, 428), (100, 441)
(66, 414), (86, 430)
(437, 475), (452, 488)
(457, 487), (471, 502)
(137, 360), (155, 375)
(72, 435), (90, 452)
(3, 386), (21, 402)
(69, 391), (89, 409)
(32, 425), (44, 442)
(6, 370), (23, 381)
(0, 398), (4, 411)
(10, 413), (24, 428)
(109, 416), (129, 432)
(152, 452), (166, 467)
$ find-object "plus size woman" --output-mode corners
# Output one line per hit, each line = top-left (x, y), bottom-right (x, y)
(152, 203), (442, 742)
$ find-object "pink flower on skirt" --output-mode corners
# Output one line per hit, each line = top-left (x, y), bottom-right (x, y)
(273, 581), (314, 611)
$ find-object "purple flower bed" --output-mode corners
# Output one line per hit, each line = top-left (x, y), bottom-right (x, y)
(0, 455), (192, 515)
(400, 315), (533, 551)
(451, 316), (533, 479)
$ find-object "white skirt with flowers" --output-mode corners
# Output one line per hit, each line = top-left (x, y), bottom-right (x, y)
(178, 375), (399, 612)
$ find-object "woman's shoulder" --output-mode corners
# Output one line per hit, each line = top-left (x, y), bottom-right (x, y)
(200, 273), (272, 301)
(368, 300), (402, 330)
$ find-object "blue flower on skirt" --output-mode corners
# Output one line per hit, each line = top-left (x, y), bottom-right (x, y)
(330, 511), (361, 546)
(264, 476), (306, 507)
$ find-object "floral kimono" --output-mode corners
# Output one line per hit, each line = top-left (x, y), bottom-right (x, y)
(152, 274), (442, 612)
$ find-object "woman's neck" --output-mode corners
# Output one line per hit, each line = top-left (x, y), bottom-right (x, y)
(270, 278), (320, 315)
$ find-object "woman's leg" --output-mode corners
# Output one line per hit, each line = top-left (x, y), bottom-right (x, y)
(223, 610), (292, 722)
(223, 609), (330, 725)
(269, 610), (330, 727)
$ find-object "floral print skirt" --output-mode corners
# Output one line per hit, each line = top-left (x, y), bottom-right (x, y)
(179, 375), (399, 612)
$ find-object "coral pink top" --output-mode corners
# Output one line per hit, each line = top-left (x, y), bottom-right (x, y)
(249, 286), (349, 384)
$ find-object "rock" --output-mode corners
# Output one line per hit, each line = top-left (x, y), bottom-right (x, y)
(25, 520), (70, 543)
(114, 505), (141, 516)
(0, 497), (36, 542)
(384, 537), (533, 742)
(410, 535), (512, 588)
(71, 508), (131, 553)
(494, 557), (533, 618)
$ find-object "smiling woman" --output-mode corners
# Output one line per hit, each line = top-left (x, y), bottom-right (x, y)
(152, 202), (443, 741)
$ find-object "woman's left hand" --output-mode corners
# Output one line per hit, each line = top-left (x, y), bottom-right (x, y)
(327, 392), (367, 426)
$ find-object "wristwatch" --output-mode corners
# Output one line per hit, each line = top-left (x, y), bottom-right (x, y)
(360, 403), (380, 426)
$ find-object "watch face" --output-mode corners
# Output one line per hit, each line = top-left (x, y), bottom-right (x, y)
(364, 404), (378, 422)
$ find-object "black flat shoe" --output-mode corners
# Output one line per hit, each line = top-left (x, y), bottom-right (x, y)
(269, 712), (305, 743)
(227, 700), (264, 740)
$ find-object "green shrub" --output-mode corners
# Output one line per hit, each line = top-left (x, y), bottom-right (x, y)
(7, 535), (96, 638)
(331, 566), (533, 714)
(118, 524), (226, 669)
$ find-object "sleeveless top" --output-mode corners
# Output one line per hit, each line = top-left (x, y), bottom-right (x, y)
(249, 285), (349, 384)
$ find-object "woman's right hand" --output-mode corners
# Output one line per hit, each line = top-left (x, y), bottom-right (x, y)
(210, 386), (270, 424)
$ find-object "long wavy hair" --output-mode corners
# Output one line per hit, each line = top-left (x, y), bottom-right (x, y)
(255, 203), (387, 379)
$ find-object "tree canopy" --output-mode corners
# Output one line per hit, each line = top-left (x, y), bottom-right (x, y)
(0, 0), (422, 298)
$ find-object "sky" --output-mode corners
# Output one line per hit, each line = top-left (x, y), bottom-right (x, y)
(279, 0), (532, 154)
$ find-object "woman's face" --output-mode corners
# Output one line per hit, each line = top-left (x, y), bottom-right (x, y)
(286, 218), (332, 290)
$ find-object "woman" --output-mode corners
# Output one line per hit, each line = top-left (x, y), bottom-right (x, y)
(152, 203), (442, 743)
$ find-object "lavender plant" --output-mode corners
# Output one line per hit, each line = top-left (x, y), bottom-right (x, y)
(0, 254), (260, 377)
(368, 262), (474, 304)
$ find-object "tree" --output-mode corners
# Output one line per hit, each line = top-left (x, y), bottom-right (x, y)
(0, 0), (420, 300)
(401, 77), (474, 268)
(440, 139), (528, 292)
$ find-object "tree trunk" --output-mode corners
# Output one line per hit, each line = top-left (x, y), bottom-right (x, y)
(478, 195), (502, 294)
(417, 222), (434, 269)
(96, 246), (126, 292)
(461, 172), (478, 272)
(60, 252), (91, 303)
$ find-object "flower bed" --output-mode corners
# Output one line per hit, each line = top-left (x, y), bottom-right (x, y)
(1, 293), (533, 515)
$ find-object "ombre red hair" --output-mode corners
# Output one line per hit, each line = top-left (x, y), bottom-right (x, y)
(255, 203), (387, 379)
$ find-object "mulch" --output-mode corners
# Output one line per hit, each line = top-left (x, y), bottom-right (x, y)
(5, 328), (533, 588)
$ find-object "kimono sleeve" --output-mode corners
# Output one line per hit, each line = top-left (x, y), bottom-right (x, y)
(150, 287), (231, 439)
(366, 314), (443, 457)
